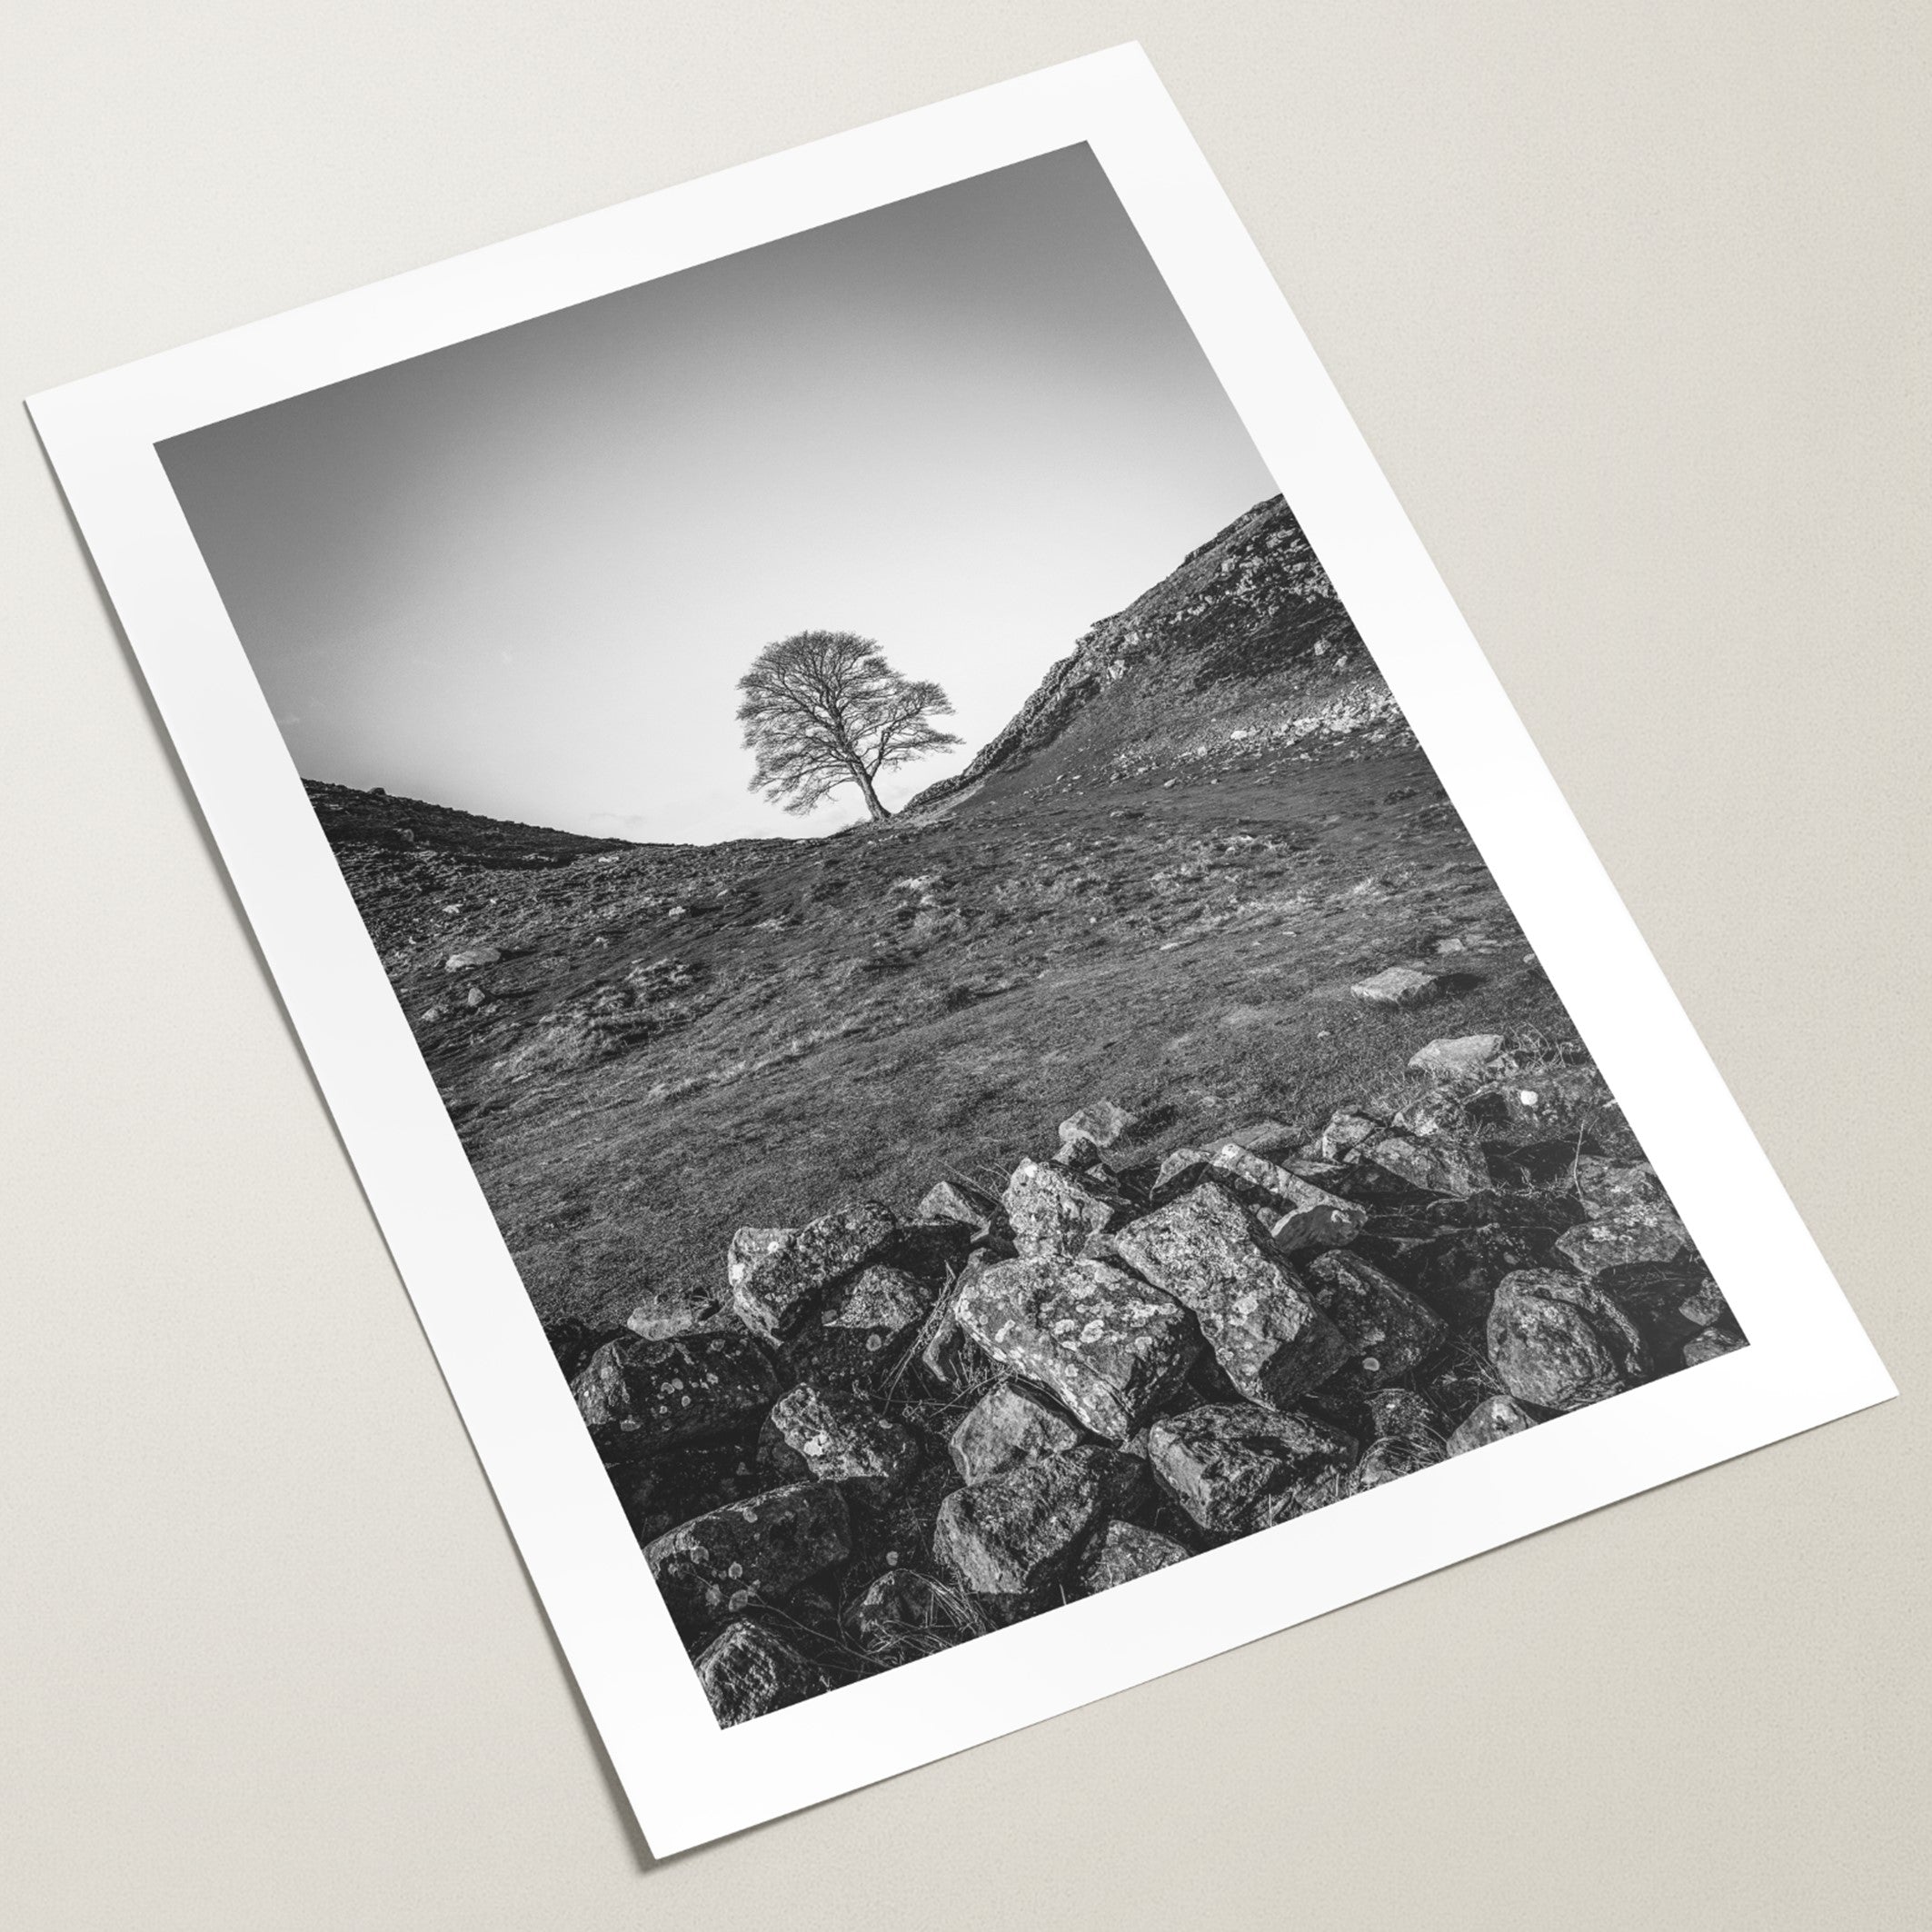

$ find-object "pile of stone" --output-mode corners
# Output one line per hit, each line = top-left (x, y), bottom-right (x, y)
(547, 1031), (1744, 1727)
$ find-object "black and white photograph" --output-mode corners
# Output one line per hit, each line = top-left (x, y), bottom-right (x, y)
(154, 141), (1748, 1728)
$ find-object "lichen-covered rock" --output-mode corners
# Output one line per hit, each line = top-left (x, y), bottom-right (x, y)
(1205, 1142), (1366, 1251)
(953, 1255), (1195, 1440)
(1409, 1033), (1505, 1083)
(1059, 1100), (1137, 1160)
(1554, 1203), (1689, 1276)
(1110, 1185), (1348, 1410)
(762, 1384), (922, 1486)
(1446, 1393), (1536, 1456)
(948, 1380), (1085, 1483)
(1358, 1129), (1490, 1199)
(732, 1200), (896, 1339)
(787, 1263), (931, 1389)
(916, 1180), (991, 1228)
(847, 1569), (978, 1664)
(1147, 1402), (1356, 1537)
(1486, 1269), (1649, 1411)
(1152, 1147), (1214, 1202)
(1683, 1324), (1747, 1368)
(727, 1226), (792, 1292)
(1350, 965), (1448, 1007)
(1076, 1519), (1191, 1594)
(570, 1331), (778, 1457)
(644, 1480), (851, 1633)
(1574, 1158), (1669, 1221)
(624, 1280), (737, 1342)
(933, 1447), (1146, 1618)
(1301, 1250), (1446, 1394)
(695, 1620), (830, 1727)
(1003, 1158), (1122, 1259)
(1228, 1119), (1298, 1159)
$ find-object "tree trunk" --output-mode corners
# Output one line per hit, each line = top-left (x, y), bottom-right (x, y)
(850, 762), (891, 822)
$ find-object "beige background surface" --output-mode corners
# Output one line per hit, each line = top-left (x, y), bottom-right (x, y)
(4, 4), (1926, 1925)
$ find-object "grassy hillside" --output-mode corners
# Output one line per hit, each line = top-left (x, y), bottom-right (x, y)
(312, 498), (1573, 1329)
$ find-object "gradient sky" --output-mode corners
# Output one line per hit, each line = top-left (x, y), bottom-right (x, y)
(161, 144), (1277, 844)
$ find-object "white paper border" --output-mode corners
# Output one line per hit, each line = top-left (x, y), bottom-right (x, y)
(28, 45), (1894, 1854)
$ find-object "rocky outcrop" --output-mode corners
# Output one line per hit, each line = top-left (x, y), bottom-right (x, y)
(901, 494), (1397, 816)
(560, 1029), (1741, 1726)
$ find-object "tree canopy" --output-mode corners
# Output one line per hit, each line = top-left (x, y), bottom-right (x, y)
(735, 630), (961, 822)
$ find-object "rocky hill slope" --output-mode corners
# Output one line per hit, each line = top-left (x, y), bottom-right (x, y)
(905, 493), (1404, 818)
(312, 493), (1563, 1339)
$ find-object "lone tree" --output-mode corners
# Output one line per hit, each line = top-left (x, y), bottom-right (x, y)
(736, 629), (961, 822)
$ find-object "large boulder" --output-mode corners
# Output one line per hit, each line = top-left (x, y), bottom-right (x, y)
(644, 1480), (851, 1634)
(624, 1280), (737, 1342)
(933, 1446), (1145, 1618)
(1110, 1185), (1348, 1410)
(1486, 1269), (1649, 1411)
(948, 1381), (1085, 1483)
(1147, 1403), (1356, 1538)
(1076, 1520), (1192, 1595)
(569, 1331), (777, 1457)
(1301, 1250), (1446, 1395)
(1204, 1143), (1366, 1251)
(952, 1256), (1195, 1440)
(1446, 1393), (1536, 1456)
(1003, 1158), (1122, 1260)
(762, 1384), (922, 1487)
(731, 1200), (896, 1339)
(694, 1620), (830, 1727)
